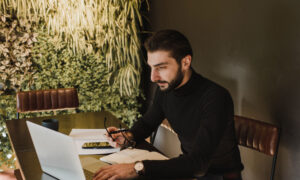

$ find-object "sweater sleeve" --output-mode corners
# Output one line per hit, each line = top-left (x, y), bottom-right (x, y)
(130, 91), (165, 143)
(142, 89), (233, 178)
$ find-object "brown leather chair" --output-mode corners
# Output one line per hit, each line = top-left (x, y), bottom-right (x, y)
(151, 116), (280, 180)
(231, 115), (281, 180)
(16, 88), (79, 118)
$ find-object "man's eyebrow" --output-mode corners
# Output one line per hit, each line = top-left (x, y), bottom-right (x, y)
(151, 62), (168, 67)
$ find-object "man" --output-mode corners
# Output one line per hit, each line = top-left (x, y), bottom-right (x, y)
(93, 30), (243, 180)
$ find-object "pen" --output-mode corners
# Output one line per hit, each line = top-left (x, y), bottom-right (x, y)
(109, 129), (130, 134)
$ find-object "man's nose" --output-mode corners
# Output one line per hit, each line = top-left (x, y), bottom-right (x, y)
(151, 70), (160, 82)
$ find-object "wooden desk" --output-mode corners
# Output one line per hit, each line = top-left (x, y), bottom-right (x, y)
(6, 111), (186, 180)
(5, 111), (127, 180)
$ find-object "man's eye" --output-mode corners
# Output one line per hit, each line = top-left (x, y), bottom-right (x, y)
(158, 66), (166, 70)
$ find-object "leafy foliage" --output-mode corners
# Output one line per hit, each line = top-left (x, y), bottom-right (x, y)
(0, 14), (37, 94)
(27, 29), (143, 125)
(0, 97), (15, 168)
(0, 0), (147, 168)
(0, 0), (145, 96)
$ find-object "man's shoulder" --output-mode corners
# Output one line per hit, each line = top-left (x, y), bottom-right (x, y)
(193, 72), (230, 97)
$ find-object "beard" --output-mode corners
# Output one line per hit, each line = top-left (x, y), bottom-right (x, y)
(156, 68), (184, 92)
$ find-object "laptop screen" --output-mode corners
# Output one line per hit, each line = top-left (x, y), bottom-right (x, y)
(26, 121), (85, 180)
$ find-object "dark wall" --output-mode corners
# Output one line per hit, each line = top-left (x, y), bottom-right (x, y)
(148, 0), (300, 179)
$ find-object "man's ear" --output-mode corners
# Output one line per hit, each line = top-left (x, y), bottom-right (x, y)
(181, 55), (192, 70)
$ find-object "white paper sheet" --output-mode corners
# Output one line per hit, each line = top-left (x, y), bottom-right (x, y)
(69, 129), (107, 140)
(100, 148), (168, 164)
(69, 129), (120, 155)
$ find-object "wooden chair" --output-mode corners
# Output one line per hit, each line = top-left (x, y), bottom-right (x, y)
(232, 115), (281, 180)
(16, 88), (79, 119)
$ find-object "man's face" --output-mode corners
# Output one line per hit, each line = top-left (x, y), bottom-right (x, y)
(147, 50), (184, 92)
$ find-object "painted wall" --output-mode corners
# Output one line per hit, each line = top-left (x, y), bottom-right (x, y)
(148, 0), (300, 179)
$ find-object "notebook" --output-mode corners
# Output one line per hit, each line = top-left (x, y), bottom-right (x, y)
(100, 148), (168, 164)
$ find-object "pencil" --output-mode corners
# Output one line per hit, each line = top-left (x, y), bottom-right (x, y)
(109, 129), (130, 134)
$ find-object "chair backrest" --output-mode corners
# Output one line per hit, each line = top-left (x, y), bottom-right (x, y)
(234, 115), (280, 180)
(152, 119), (182, 158)
(16, 88), (79, 114)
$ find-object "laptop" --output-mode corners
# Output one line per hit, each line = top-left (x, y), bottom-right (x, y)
(26, 121), (105, 180)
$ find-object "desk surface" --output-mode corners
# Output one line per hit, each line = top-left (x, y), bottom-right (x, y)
(6, 111), (134, 180)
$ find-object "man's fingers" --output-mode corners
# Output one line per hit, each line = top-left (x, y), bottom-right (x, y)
(94, 166), (111, 177)
(105, 127), (118, 136)
(94, 163), (137, 180)
(98, 171), (113, 180)
(106, 136), (122, 148)
(94, 168), (113, 180)
(107, 127), (118, 132)
(108, 175), (118, 180)
(109, 140), (119, 148)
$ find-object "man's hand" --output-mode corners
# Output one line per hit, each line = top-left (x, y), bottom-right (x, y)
(93, 163), (138, 180)
(105, 127), (134, 148)
(105, 127), (126, 148)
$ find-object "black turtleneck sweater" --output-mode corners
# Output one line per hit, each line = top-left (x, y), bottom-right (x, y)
(130, 70), (243, 178)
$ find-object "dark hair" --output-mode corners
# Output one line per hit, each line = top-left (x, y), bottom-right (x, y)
(144, 29), (193, 63)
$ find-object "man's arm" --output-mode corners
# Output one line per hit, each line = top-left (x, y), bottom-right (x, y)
(93, 91), (165, 180)
(130, 91), (165, 143)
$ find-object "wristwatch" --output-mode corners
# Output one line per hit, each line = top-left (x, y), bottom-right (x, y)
(134, 161), (144, 176)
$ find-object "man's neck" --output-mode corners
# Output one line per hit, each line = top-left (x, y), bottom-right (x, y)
(175, 68), (193, 89)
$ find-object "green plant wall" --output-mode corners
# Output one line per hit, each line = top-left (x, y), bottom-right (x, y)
(0, 0), (147, 168)
(29, 29), (143, 125)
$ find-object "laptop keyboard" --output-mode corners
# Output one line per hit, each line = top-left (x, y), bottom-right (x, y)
(84, 169), (94, 180)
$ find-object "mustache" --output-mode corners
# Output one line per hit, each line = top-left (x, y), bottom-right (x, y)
(155, 80), (168, 84)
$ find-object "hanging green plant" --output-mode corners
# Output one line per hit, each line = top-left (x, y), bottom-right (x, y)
(1, 0), (146, 96)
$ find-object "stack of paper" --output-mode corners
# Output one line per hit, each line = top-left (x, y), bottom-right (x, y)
(69, 129), (120, 155)
(100, 148), (168, 164)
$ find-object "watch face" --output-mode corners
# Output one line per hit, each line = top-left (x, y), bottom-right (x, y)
(135, 162), (144, 171)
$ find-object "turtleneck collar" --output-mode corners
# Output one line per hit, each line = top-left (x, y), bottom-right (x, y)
(171, 69), (203, 96)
